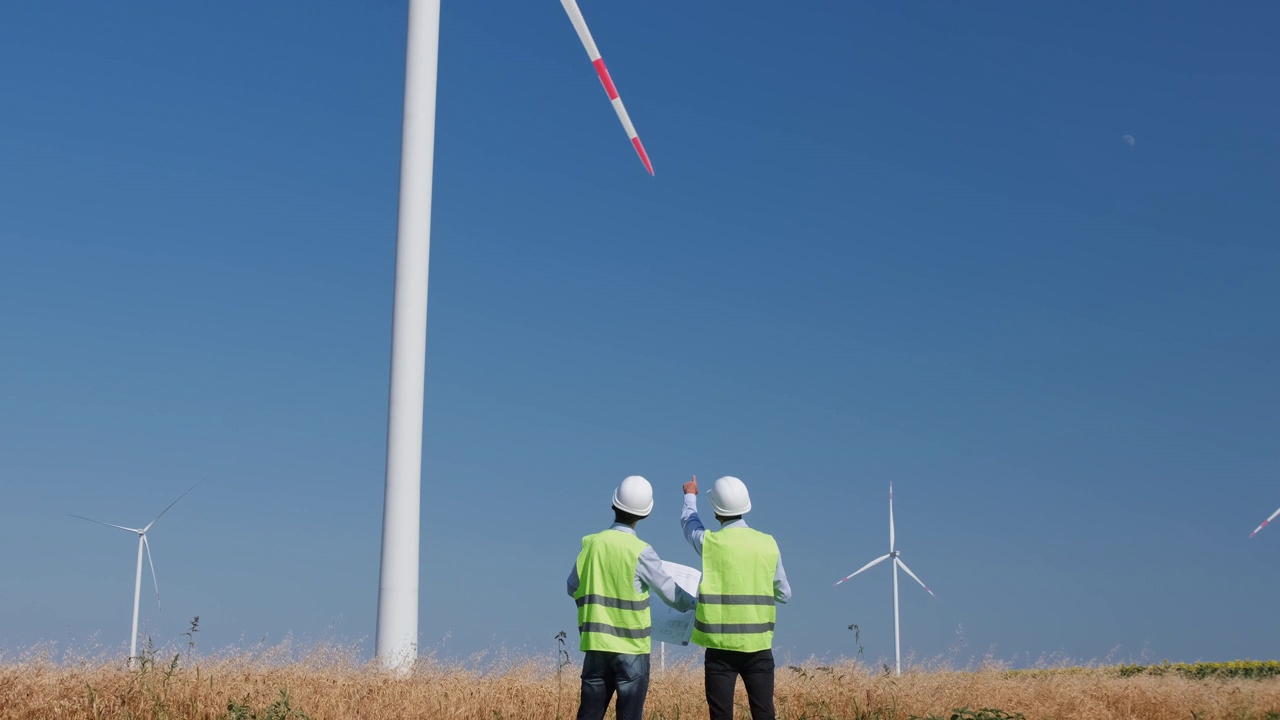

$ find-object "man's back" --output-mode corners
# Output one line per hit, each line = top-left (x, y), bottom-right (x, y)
(574, 529), (653, 653)
(692, 526), (780, 652)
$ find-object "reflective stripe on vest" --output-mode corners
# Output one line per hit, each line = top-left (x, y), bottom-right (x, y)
(691, 526), (779, 652)
(574, 529), (651, 654)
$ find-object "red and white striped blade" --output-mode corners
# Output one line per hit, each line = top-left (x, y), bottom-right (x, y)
(896, 558), (934, 597)
(559, 0), (654, 175)
(834, 553), (892, 587)
(1250, 505), (1280, 538)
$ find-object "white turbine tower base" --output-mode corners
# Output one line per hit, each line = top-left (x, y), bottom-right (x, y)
(834, 483), (934, 675)
(376, 0), (440, 674)
(69, 480), (202, 668)
(374, 0), (657, 673)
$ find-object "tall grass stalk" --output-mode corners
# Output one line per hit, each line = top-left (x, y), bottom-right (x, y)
(2, 642), (1279, 720)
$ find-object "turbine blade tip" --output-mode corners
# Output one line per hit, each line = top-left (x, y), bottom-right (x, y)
(630, 137), (654, 175)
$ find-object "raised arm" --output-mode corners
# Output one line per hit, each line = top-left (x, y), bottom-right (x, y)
(680, 476), (706, 555)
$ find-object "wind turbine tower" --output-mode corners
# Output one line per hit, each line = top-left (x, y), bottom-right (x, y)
(834, 483), (934, 675)
(375, 0), (656, 671)
(69, 480), (201, 668)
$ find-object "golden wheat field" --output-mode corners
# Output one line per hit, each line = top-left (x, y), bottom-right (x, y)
(3, 645), (1280, 720)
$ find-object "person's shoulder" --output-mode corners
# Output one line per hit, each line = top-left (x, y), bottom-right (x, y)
(750, 527), (780, 544)
(613, 528), (649, 547)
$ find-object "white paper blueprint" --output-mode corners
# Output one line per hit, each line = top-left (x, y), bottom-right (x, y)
(652, 561), (700, 646)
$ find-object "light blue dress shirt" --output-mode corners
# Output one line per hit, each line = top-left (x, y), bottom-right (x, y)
(567, 523), (697, 612)
(681, 493), (792, 603)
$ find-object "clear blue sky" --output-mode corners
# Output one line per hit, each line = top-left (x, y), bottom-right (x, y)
(1, 1), (1277, 668)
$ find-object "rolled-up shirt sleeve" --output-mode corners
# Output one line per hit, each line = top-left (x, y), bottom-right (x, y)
(681, 494), (706, 555)
(635, 546), (696, 612)
(567, 564), (579, 598)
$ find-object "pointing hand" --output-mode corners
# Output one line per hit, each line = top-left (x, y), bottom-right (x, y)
(683, 475), (698, 495)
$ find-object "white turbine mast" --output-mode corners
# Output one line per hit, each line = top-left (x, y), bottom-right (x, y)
(834, 482), (934, 675)
(69, 480), (202, 668)
(1250, 504), (1280, 538)
(375, 0), (657, 672)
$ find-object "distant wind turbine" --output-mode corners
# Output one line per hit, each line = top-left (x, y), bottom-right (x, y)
(834, 482), (934, 675)
(1250, 503), (1280, 538)
(69, 480), (202, 668)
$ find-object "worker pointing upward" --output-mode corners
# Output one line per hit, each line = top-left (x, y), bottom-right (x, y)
(568, 475), (697, 720)
(682, 475), (792, 720)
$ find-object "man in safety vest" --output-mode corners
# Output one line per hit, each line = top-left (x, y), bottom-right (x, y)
(567, 475), (697, 720)
(681, 475), (791, 720)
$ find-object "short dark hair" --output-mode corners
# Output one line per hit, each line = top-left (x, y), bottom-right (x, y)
(715, 514), (743, 524)
(613, 507), (645, 525)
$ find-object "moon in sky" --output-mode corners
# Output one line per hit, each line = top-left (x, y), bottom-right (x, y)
(1123, 134), (1136, 147)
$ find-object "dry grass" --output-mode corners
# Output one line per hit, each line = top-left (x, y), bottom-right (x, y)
(2, 644), (1279, 720)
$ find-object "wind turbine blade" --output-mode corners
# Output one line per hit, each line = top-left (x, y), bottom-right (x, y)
(67, 514), (140, 534)
(895, 558), (934, 597)
(142, 535), (161, 610)
(559, 0), (655, 175)
(834, 553), (892, 587)
(1250, 505), (1280, 538)
(889, 482), (895, 552)
(143, 479), (204, 532)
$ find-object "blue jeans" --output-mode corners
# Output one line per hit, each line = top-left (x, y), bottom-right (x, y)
(576, 651), (651, 720)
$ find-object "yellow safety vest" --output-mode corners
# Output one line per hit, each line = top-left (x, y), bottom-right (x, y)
(691, 526), (778, 652)
(574, 530), (651, 654)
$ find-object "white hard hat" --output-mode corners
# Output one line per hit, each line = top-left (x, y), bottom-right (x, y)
(709, 476), (752, 516)
(612, 475), (654, 517)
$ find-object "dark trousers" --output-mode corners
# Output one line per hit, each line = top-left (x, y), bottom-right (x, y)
(576, 650), (651, 720)
(704, 648), (775, 720)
